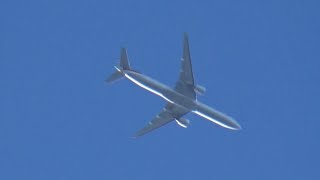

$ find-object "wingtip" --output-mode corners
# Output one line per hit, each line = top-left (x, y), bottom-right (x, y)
(183, 32), (189, 40)
(131, 133), (141, 139)
(104, 79), (111, 84)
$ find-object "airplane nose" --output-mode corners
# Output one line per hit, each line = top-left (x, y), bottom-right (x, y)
(224, 116), (242, 130)
(220, 115), (242, 130)
(231, 120), (242, 130)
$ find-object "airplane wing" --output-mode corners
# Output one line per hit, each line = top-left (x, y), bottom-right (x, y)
(174, 33), (196, 100)
(134, 103), (189, 137)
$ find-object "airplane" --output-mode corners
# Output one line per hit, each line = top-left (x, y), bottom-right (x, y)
(106, 33), (241, 137)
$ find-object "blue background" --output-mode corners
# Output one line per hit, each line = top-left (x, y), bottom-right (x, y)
(1, 0), (319, 179)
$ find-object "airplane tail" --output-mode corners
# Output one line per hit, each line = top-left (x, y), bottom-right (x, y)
(105, 48), (131, 83)
(119, 48), (131, 70)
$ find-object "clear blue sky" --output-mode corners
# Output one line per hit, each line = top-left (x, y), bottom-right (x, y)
(1, 0), (319, 179)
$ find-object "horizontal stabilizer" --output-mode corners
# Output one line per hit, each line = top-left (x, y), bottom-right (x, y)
(105, 70), (123, 83)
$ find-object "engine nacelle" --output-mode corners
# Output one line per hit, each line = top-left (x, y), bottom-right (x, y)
(194, 85), (206, 95)
(175, 118), (190, 128)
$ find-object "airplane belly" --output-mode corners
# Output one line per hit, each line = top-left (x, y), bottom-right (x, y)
(124, 72), (175, 103)
(162, 91), (196, 110)
(124, 72), (196, 111)
(193, 102), (241, 130)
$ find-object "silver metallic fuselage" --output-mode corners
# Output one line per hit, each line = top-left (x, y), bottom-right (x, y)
(122, 69), (241, 130)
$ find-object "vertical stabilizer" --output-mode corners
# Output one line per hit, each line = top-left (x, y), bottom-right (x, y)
(120, 48), (130, 70)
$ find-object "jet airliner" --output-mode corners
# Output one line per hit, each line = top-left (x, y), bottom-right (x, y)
(106, 34), (241, 137)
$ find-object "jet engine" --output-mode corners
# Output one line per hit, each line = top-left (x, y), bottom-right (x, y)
(175, 118), (190, 128)
(194, 85), (206, 95)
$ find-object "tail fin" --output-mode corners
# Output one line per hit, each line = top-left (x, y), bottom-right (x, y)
(120, 48), (130, 70)
(105, 48), (131, 83)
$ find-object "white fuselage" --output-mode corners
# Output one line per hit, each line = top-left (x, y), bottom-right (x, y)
(122, 69), (241, 130)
